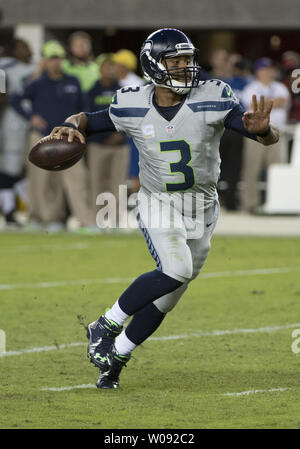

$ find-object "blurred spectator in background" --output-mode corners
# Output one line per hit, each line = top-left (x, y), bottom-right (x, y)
(280, 51), (300, 124)
(209, 49), (231, 81)
(281, 51), (300, 77)
(210, 50), (239, 210)
(228, 56), (253, 105)
(240, 57), (291, 213)
(0, 38), (36, 227)
(62, 31), (99, 92)
(11, 40), (94, 231)
(113, 49), (144, 87)
(113, 49), (144, 193)
(218, 55), (253, 211)
(85, 53), (129, 226)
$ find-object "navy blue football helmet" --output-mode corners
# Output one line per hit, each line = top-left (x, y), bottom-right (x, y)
(140, 28), (201, 95)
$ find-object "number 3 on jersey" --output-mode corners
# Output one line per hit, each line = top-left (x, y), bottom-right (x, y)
(160, 140), (195, 192)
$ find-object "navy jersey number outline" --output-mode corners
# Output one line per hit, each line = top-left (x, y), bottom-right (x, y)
(120, 86), (140, 93)
(160, 140), (195, 192)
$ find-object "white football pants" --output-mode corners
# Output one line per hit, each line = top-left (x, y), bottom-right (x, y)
(137, 193), (219, 313)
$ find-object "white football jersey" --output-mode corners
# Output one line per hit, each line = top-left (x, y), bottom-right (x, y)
(0, 57), (36, 94)
(109, 80), (239, 209)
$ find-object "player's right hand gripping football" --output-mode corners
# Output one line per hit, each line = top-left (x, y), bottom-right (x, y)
(49, 125), (86, 144)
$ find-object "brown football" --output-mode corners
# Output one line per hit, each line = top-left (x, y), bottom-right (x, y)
(28, 134), (86, 171)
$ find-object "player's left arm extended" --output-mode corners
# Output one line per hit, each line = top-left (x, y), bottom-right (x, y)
(224, 94), (280, 146)
(50, 108), (116, 143)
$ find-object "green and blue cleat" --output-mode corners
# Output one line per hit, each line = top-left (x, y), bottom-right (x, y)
(87, 315), (123, 370)
(96, 345), (131, 389)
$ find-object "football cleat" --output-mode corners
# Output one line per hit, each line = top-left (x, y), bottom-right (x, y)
(87, 316), (123, 369)
(96, 345), (131, 389)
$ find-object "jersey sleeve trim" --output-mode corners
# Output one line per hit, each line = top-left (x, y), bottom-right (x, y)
(110, 106), (150, 118)
(187, 100), (237, 113)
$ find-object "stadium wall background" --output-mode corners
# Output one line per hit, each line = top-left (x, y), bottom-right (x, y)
(0, 0), (299, 71)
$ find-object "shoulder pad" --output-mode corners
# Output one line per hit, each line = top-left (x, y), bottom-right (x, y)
(109, 84), (152, 122)
(191, 79), (237, 103)
(113, 85), (152, 108)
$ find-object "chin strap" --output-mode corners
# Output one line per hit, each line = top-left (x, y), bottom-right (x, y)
(170, 85), (191, 95)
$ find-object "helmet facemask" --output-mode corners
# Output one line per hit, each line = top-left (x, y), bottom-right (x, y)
(142, 41), (201, 95)
(159, 49), (201, 95)
(140, 30), (202, 95)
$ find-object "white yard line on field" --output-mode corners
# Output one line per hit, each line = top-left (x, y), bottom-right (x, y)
(0, 342), (85, 357)
(40, 385), (291, 394)
(1, 243), (92, 253)
(148, 322), (300, 340)
(200, 266), (300, 278)
(41, 384), (96, 392)
(0, 277), (136, 290)
(0, 240), (126, 253)
(1, 266), (300, 291)
(1, 322), (299, 358)
(224, 387), (290, 397)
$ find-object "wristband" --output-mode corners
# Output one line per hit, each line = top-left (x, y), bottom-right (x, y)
(60, 122), (78, 130)
(256, 126), (270, 138)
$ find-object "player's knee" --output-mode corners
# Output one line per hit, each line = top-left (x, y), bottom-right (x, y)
(155, 302), (174, 313)
(163, 259), (193, 283)
(154, 289), (183, 313)
(154, 281), (189, 313)
(191, 242), (211, 280)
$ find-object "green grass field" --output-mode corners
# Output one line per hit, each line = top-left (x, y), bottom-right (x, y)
(1, 231), (300, 429)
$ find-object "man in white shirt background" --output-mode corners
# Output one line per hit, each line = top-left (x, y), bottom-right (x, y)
(0, 38), (36, 227)
(240, 57), (290, 213)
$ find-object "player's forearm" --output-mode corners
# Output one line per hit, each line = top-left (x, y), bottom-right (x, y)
(51, 108), (116, 143)
(65, 112), (88, 134)
(84, 109), (117, 134)
(64, 109), (117, 135)
(256, 123), (280, 146)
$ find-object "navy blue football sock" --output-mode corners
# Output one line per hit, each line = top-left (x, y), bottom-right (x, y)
(125, 302), (166, 346)
(118, 269), (182, 316)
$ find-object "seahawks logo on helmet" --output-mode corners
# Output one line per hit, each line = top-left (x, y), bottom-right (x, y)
(140, 28), (202, 95)
(140, 41), (153, 56)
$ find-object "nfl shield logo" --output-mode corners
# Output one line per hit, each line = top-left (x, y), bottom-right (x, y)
(166, 125), (175, 134)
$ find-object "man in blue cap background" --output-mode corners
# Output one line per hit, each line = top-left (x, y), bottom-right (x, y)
(11, 40), (94, 231)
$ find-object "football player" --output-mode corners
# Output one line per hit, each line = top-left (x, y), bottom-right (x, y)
(50, 29), (279, 389)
